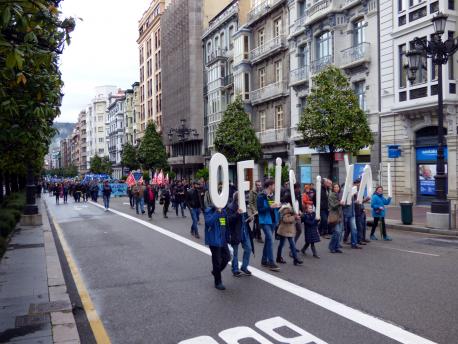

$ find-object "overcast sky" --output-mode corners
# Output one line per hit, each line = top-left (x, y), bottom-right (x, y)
(57, 0), (148, 123)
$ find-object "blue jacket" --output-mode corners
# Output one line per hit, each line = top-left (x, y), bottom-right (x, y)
(204, 207), (228, 247)
(256, 192), (279, 226)
(371, 193), (391, 218)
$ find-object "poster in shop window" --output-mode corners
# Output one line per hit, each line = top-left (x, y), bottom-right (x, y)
(418, 164), (447, 196)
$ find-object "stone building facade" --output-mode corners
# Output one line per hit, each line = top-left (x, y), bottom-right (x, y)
(379, 0), (458, 206)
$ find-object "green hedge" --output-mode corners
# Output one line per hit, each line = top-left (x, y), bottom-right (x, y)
(0, 237), (6, 259)
(0, 192), (26, 242)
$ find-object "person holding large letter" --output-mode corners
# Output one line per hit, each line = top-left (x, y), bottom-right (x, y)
(256, 179), (280, 271)
(318, 179), (332, 238)
(328, 183), (344, 253)
(204, 205), (230, 290)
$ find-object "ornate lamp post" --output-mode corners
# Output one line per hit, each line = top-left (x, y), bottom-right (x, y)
(168, 119), (198, 180)
(406, 12), (458, 214)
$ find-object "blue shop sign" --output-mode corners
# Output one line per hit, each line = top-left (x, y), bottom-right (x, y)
(300, 165), (312, 184)
(387, 145), (401, 158)
(416, 146), (448, 162)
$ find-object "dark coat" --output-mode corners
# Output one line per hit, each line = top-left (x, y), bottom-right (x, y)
(143, 187), (155, 204)
(227, 202), (252, 246)
(302, 212), (321, 244)
(204, 207), (228, 247)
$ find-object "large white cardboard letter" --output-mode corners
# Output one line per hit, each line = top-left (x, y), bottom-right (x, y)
(237, 160), (254, 213)
(315, 176), (321, 220)
(357, 164), (373, 203)
(274, 158), (282, 204)
(387, 162), (392, 198)
(289, 170), (299, 214)
(341, 154), (354, 205)
(209, 153), (229, 209)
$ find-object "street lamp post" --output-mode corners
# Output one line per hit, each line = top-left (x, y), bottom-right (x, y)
(406, 12), (458, 214)
(168, 119), (199, 180)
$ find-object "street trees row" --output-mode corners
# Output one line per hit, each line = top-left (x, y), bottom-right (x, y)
(0, 1), (75, 202)
(214, 66), (373, 181)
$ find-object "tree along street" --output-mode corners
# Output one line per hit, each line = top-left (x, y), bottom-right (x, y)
(46, 197), (458, 344)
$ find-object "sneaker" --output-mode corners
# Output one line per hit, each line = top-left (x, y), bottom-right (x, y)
(351, 245), (363, 249)
(268, 263), (280, 271)
(215, 283), (226, 290)
(313, 254), (320, 259)
(383, 236), (392, 241)
(293, 259), (303, 266)
(370, 234), (378, 240)
(335, 249), (343, 253)
(195, 234), (201, 239)
(276, 256), (286, 264)
(330, 250), (337, 254)
(241, 268), (252, 276)
(363, 239), (370, 243)
(233, 271), (242, 277)
(261, 261), (269, 267)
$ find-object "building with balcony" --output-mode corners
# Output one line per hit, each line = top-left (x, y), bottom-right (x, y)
(233, 0), (290, 178)
(107, 91), (126, 179)
(288, 0), (379, 185)
(379, 0), (458, 205)
(137, 0), (168, 140)
(202, 0), (250, 157)
(85, 85), (117, 171)
(77, 110), (88, 175)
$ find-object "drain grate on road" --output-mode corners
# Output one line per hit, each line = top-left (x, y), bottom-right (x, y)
(417, 237), (458, 248)
(15, 314), (49, 327)
(29, 300), (72, 314)
(7, 243), (44, 250)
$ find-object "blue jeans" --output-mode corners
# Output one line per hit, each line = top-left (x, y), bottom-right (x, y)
(190, 208), (199, 235)
(175, 201), (185, 216)
(261, 224), (275, 264)
(277, 236), (297, 260)
(103, 195), (110, 209)
(344, 216), (358, 247)
(231, 236), (252, 272)
(136, 197), (144, 214)
(329, 223), (343, 252)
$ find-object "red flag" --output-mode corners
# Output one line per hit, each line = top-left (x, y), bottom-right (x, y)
(152, 171), (158, 185)
(157, 170), (164, 186)
(126, 172), (136, 187)
(165, 173), (169, 185)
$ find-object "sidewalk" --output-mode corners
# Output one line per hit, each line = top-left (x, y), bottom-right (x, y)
(0, 199), (80, 343)
(370, 205), (458, 237)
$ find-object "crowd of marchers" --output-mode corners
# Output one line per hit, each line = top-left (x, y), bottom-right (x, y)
(43, 176), (392, 291)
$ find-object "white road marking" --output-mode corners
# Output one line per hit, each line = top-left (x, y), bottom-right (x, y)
(123, 202), (130, 205)
(379, 246), (440, 257)
(90, 201), (437, 344)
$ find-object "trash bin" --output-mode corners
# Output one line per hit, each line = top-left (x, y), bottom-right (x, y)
(400, 201), (413, 225)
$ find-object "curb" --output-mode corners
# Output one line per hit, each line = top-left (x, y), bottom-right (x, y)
(42, 200), (81, 344)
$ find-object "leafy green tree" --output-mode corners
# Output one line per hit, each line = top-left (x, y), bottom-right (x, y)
(138, 121), (168, 172)
(214, 96), (262, 162)
(89, 155), (112, 174)
(121, 142), (139, 171)
(267, 165), (290, 185)
(297, 66), (373, 179)
(195, 167), (209, 181)
(0, 1), (75, 196)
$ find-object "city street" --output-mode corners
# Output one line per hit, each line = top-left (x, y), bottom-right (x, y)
(45, 196), (458, 344)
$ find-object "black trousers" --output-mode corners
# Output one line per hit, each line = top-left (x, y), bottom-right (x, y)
(209, 245), (230, 285)
(252, 214), (261, 239)
(147, 202), (155, 218)
(371, 217), (387, 237)
(294, 221), (302, 244)
(129, 194), (135, 208)
(163, 201), (170, 217)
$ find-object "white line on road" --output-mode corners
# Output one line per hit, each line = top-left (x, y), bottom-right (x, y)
(379, 246), (440, 257)
(91, 201), (437, 344)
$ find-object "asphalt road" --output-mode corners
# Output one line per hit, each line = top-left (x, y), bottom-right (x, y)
(45, 195), (458, 344)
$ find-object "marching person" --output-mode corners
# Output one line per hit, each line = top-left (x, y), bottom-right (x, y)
(301, 204), (321, 258)
(205, 204), (230, 290)
(133, 181), (145, 215)
(248, 180), (263, 243)
(160, 186), (171, 218)
(276, 192), (303, 266)
(186, 181), (202, 239)
(102, 180), (112, 211)
(62, 183), (69, 204)
(318, 179), (332, 238)
(144, 183), (156, 219)
(354, 179), (371, 245)
(256, 179), (280, 271)
(370, 186), (392, 241)
(227, 192), (253, 277)
(342, 182), (362, 249)
(127, 184), (135, 208)
(328, 183), (344, 253)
